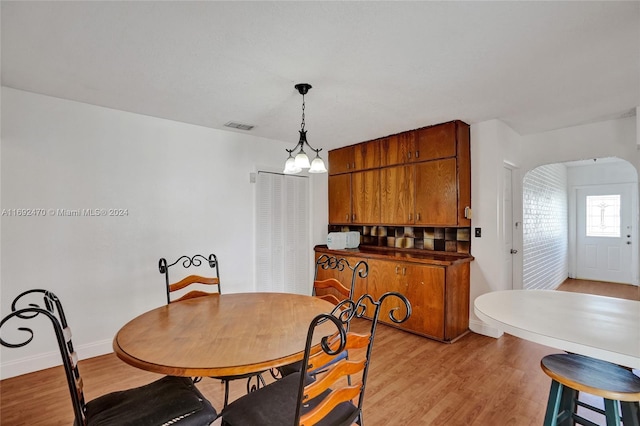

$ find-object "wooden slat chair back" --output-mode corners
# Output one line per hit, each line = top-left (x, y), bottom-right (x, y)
(159, 253), (220, 304)
(0, 289), (218, 426)
(220, 291), (412, 426)
(312, 278), (350, 306)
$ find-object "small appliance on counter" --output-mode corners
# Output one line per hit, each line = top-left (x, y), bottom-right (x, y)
(327, 231), (360, 250)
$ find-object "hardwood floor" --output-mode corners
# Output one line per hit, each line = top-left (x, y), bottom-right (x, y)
(557, 277), (639, 301)
(1, 280), (636, 425)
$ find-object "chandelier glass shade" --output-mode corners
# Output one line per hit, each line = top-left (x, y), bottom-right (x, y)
(283, 83), (327, 174)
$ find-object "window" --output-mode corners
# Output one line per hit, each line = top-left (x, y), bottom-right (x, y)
(586, 195), (620, 237)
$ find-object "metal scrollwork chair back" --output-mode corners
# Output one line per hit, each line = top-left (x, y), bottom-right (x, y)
(159, 253), (265, 408)
(0, 289), (218, 426)
(312, 255), (369, 310)
(220, 291), (412, 426)
(159, 253), (221, 304)
(273, 256), (369, 381)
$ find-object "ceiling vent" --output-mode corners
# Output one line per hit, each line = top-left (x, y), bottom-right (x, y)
(224, 121), (255, 131)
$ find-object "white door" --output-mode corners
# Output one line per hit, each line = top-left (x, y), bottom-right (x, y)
(503, 167), (515, 289)
(576, 184), (635, 284)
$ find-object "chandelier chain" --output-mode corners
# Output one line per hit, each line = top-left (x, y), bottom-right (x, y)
(300, 93), (306, 132)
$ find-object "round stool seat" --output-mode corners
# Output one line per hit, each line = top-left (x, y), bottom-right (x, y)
(541, 353), (640, 401)
(541, 353), (640, 426)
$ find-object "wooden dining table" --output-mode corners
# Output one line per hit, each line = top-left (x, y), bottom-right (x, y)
(474, 289), (640, 369)
(113, 292), (337, 377)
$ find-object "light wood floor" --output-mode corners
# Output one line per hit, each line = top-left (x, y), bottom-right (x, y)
(1, 280), (637, 425)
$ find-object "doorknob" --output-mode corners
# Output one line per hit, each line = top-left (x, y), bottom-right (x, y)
(627, 241), (632, 245)
(510, 249), (518, 254)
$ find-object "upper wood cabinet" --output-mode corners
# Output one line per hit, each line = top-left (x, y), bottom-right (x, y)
(380, 165), (415, 224)
(328, 120), (470, 227)
(328, 174), (351, 224)
(328, 140), (381, 175)
(380, 121), (458, 167)
(328, 170), (380, 224)
(414, 158), (458, 226)
(352, 170), (380, 224)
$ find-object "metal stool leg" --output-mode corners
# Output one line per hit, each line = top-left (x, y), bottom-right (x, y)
(603, 399), (621, 426)
(621, 401), (640, 426)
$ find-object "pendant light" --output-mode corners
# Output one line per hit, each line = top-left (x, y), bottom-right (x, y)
(283, 83), (327, 174)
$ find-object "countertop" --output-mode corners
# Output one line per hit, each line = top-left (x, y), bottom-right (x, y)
(315, 245), (474, 266)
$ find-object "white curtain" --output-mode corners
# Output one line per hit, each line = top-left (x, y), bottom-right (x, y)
(255, 172), (310, 294)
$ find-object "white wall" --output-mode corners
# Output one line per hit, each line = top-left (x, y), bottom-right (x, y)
(469, 115), (639, 337)
(0, 87), (326, 378)
(522, 164), (568, 290)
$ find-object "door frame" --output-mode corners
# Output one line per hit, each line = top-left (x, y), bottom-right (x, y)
(503, 162), (522, 290)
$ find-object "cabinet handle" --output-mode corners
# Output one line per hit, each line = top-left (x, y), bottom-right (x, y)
(352, 162), (356, 169)
(395, 265), (400, 275)
(402, 267), (407, 275)
(407, 152), (412, 159)
(415, 150), (419, 158)
(352, 214), (356, 221)
(408, 213), (412, 222)
(416, 213), (420, 221)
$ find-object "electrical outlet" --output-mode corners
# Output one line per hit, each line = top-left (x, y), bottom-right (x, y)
(475, 228), (481, 238)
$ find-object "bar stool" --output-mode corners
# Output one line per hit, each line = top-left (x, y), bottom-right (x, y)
(540, 353), (640, 426)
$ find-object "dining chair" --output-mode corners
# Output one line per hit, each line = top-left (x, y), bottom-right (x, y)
(159, 253), (265, 407)
(274, 256), (369, 380)
(159, 253), (221, 304)
(0, 289), (219, 426)
(220, 291), (411, 426)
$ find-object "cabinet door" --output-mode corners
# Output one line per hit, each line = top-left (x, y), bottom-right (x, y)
(328, 146), (354, 175)
(354, 139), (381, 170)
(380, 165), (415, 224)
(351, 170), (380, 224)
(413, 121), (457, 161)
(400, 263), (445, 339)
(366, 259), (402, 323)
(328, 174), (351, 224)
(366, 259), (445, 339)
(380, 132), (415, 167)
(415, 158), (458, 226)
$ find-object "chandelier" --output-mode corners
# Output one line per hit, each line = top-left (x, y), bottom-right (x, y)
(283, 83), (327, 174)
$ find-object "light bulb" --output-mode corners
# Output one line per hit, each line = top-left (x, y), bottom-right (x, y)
(294, 150), (311, 169)
(308, 155), (327, 173)
(284, 156), (301, 174)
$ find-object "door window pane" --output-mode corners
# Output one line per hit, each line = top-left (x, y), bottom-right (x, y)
(586, 195), (620, 237)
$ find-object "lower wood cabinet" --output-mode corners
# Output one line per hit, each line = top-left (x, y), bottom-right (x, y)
(314, 247), (471, 342)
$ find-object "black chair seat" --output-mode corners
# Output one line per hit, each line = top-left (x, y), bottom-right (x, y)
(221, 372), (358, 426)
(81, 376), (218, 426)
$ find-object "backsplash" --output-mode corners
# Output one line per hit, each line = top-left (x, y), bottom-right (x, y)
(327, 225), (471, 254)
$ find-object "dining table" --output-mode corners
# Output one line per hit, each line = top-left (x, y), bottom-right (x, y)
(474, 289), (640, 369)
(113, 292), (337, 378)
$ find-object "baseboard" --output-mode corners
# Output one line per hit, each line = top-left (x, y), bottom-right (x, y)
(0, 338), (113, 380)
(469, 319), (504, 339)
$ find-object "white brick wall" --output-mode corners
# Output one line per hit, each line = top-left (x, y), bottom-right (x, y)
(522, 164), (568, 289)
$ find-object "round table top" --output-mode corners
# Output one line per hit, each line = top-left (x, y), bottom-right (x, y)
(474, 290), (640, 369)
(113, 292), (337, 377)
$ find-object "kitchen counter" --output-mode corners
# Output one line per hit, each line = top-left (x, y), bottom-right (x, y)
(314, 245), (474, 266)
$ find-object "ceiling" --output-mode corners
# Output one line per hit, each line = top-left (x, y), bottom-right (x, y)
(2, 1), (639, 151)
